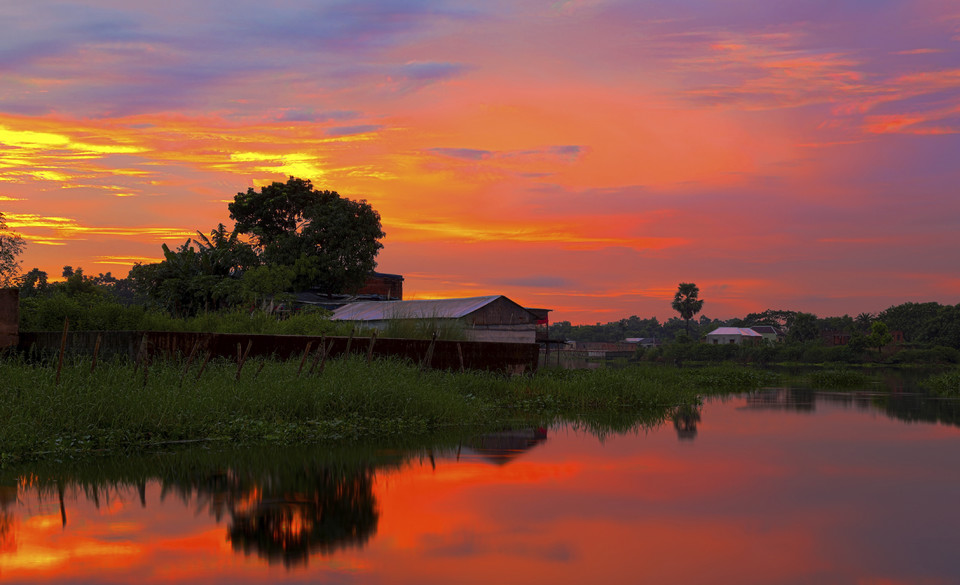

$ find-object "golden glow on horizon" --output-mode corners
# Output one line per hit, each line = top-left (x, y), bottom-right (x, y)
(389, 219), (688, 250)
(94, 255), (163, 266)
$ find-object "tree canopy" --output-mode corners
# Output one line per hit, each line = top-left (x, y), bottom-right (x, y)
(229, 177), (384, 295)
(672, 282), (704, 335)
(0, 211), (26, 288)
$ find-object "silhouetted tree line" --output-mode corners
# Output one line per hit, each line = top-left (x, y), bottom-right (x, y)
(550, 303), (960, 352)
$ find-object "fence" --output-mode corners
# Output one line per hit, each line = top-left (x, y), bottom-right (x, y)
(17, 330), (541, 374)
(0, 289), (17, 349)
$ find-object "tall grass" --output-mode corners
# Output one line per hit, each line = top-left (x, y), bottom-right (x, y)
(379, 314), (467, 341)
(0, 357), (775, 464)
(20, 297), (357, 336)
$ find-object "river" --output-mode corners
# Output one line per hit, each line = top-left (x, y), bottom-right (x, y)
(2, 385), (959, 584)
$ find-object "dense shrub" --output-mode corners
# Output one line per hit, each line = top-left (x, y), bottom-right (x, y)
(888, 346), (960, 365)
(20, 293), (353, 336)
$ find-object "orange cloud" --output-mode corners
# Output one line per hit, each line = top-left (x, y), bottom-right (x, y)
(3, 213), (194, 245)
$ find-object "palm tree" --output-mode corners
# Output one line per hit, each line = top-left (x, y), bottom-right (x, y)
(672, 282), (704, 336)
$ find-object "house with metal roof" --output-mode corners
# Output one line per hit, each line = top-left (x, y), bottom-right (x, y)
(330, 295), (540, 343)
(704, 327), (764, 345)
(748, 325), (784, 343)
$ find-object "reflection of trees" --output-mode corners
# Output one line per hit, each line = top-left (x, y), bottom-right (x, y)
(222, 468), (378, 567)
(0, 483), (16, 553)
(741, 386), (960, 429)
(1, 446), (401, 569)
(744, 388), (816, 412)
(671, 404), (701, 440)
(873, 394), (960, 428)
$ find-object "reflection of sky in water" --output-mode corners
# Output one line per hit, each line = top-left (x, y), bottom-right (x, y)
(2, 392), (960, 584)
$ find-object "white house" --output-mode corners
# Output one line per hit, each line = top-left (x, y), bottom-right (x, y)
(704, 327), (764, 345)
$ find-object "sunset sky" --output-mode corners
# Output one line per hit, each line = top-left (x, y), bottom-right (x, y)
(1, 0), (958, 323)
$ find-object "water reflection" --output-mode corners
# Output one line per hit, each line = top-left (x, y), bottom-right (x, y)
(220, 467), (378, 566)
(2, 394), (960, 584)
(461, 428), (548, 464)
(740, 386), (960, 429)
(671, 404), (701, 440)
(0, 446), (405, 575)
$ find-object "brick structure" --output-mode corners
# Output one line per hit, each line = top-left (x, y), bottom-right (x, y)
(356, 272), (404, 300)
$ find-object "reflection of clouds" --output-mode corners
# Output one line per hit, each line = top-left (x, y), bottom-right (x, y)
(419, 529), (574, 562)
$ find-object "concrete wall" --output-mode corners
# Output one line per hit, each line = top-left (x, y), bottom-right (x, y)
(0, 288), (18, 349)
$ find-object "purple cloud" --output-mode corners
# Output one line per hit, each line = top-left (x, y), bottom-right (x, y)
(428, 148), (493, 160)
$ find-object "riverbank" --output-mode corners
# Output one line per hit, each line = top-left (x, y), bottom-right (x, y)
(0, 355), (777, 465)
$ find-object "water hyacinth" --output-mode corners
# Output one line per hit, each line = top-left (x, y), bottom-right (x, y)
(0, 353), (778, 464)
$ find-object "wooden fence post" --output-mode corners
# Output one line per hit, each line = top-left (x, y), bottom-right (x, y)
(298, 341), (313, 377)
(366, 331), (378, 363)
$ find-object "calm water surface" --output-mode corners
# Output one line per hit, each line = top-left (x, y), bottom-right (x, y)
(2, 388), (959, 584)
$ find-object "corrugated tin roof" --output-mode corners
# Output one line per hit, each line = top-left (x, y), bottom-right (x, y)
(706, 327), (763, 337)
(331, 295), (507, 321)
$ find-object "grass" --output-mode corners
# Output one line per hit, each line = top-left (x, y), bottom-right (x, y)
(0, 356), (777, 465)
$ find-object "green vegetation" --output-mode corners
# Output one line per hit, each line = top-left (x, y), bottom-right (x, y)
(19, 291), (355, 335)
(0, 211), (26, 287)
(925, 368), (960, 397)
(13, 176), (385, 322)
(551, 303), (960, 353)
(229, 176), (385, 295)
(805, 368), (875, 389)
(0, 354), (777, 465)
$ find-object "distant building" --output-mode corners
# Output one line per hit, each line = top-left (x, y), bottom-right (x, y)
(704, 327), (763, 345)
(748, 325), (784, 343)
(331, 295), (541, 343)
(355, 272), (404, 300)
(291, 271), (404, 311)
(624, 337), (660, 348)
(823, 331), (851, 346)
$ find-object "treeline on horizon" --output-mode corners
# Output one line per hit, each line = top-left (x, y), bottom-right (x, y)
(550, 304), (960, 351)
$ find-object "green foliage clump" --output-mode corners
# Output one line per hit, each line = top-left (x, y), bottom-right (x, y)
(924, 368), (960, 397)
(806, 369), (873, 389)
(19, 291), (352, 336)
(887, 346), (960, 365)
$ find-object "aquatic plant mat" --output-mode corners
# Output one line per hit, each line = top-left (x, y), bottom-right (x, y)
(0, 355), (778, 465)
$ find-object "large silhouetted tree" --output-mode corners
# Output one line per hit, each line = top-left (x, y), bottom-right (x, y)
(671, 282), (704, 336)
(229, 177), (385, 295)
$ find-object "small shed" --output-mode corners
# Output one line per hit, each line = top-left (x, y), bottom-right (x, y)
(331, 295), (540, 343)
(704, 327), (763, 345)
